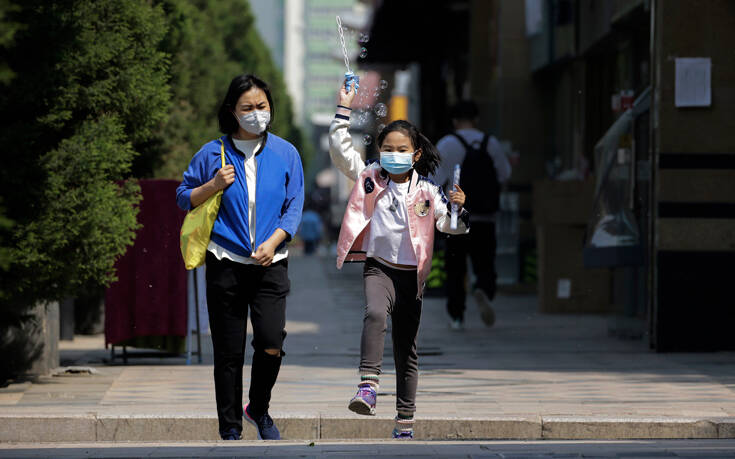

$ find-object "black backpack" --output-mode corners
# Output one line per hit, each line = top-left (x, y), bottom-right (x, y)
(450, 133), (500, 215)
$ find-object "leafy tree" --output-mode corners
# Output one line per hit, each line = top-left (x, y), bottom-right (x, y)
(0, 0), (170, 379)
(0, 0), (20, 84)
(0, 0), (19, 282)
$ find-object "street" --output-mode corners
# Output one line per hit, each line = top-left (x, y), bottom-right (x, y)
(3, 440), (735, 458)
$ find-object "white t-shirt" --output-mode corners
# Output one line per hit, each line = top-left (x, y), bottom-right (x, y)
(207, 136), (288, 265)
(366, 180), (417, 267)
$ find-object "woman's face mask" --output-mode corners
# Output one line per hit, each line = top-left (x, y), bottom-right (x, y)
(235, 110), (270, 135)
(232, 87), (271, 135)
(379, 151), (414, 174)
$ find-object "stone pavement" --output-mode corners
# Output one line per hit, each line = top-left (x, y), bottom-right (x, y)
(2, 255), (735, 442)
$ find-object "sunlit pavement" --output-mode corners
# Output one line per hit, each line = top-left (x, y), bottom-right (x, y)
(2, 255), (735, 442)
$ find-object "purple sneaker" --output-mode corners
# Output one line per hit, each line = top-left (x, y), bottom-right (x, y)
(393, 415), (414, 439)
(392, 428), (414, 439)
(348, 383), (376, 415)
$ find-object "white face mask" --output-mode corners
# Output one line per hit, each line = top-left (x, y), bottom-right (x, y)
(234, 110), (270, 135)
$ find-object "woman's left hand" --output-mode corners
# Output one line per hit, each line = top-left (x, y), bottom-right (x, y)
(251, 240), (277, 266)
(251, 229), (289, 266)
(449, 184), (466, 208)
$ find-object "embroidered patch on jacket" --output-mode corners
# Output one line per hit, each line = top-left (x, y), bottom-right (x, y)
(414, 199), (430, 217)
(364, 177), (375, 194)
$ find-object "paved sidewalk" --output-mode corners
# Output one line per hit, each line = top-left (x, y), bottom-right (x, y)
(2, 255), (735, 442)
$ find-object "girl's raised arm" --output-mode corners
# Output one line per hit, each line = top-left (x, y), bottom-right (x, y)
(328, 83), (366, 181)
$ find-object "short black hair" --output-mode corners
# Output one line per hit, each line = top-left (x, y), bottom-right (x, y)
(376, 120), (441, 177)
(218, 74), (274, 134)
(449, 100), (478, 122)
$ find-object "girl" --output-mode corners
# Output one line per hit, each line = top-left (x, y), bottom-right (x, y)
(328, 82), (470, 439)
(176, 74), (304, 440)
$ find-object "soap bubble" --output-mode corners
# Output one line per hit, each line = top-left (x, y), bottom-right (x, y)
(377, 123), (385, 133)
(359, 47), (368, 59)
(359, 32), (370, 43)
(374, 103), (387, 117)
(379, 79), (388, 89)
(363, 134), (373, 145)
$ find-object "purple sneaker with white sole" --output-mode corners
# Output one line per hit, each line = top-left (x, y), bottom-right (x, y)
(392, 428), (414, 439)
(392, 415), (415, 439)
(348, 383), (377, 415)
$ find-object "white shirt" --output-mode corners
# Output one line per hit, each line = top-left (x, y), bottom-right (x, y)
(366, 180), (418, 267)
(207, 136), (288, 265)
(432, 128), (512, 191)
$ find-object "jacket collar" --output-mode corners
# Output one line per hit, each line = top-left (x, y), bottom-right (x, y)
(221, 132), (269, 157)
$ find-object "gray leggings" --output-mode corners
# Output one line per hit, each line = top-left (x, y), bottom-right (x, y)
(360, 258), (422, 414)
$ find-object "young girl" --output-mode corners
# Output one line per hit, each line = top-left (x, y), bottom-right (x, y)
(328, 82), (470, 439)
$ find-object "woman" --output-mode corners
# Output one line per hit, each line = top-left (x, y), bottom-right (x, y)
(176, 74), (304, 440)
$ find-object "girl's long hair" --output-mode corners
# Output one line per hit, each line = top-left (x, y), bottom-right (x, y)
(376, 120), (440, 177)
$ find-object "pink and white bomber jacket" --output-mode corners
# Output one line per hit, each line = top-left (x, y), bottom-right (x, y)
(328, 117), (470, 297)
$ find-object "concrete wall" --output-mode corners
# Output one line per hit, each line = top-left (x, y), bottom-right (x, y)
(651, 0), (735, 351)
(654, 0), (735, 155)
(470, 0), (547, 184)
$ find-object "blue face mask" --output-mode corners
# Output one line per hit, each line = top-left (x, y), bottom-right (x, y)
(380, 151), (414, 174)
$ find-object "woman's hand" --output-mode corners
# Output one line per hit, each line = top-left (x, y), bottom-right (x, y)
(190, 166), (235, 207)
(213, 165), (235, 191)
(251, 228), (289, 266)
(251, 241), (277, 266)
(337, 81), (356, 108)
(449, 184), (466, 208)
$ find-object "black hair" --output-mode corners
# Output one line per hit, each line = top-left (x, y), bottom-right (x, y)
(376, 120), (441, 177)
(218, 74), (274, 134)
(449, 100), (478, 122)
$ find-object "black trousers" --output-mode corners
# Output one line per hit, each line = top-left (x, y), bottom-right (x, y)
(205, 251), (289, 436)
(445, 221), (497, 321)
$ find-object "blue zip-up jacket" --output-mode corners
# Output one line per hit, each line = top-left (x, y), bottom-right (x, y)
(176, 132), (304, 257)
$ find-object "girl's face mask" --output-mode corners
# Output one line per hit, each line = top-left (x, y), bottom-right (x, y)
(380, 151), (414, 174)
(234, 110), (270, 135)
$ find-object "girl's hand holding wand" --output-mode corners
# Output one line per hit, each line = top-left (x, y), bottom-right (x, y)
(449, 184), (466, 209)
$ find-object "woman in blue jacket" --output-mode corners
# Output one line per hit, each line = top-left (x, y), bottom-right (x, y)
(176, 74), (304, 441)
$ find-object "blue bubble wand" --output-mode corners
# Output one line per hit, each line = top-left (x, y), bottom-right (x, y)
(336, 16), (359, 93)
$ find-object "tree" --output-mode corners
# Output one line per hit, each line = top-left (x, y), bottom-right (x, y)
(0, 0), (170, 379)
(0, 0), (20, 84)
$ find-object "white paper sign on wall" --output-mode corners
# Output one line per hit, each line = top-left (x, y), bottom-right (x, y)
(675, 57), (712, 107)
(557, 278), (572, 299)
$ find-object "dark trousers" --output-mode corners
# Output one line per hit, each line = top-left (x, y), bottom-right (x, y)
(445, 221), (497, 321)
(360, 258), (422, 414)
(205, 252), (289, 436)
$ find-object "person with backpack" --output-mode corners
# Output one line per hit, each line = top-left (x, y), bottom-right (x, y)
(432, 100), (512, 330)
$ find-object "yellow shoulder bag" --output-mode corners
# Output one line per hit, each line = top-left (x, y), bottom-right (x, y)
(180, 139), (226, 270)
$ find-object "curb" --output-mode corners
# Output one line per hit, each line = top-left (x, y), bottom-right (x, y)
(2, 415), (735, 442)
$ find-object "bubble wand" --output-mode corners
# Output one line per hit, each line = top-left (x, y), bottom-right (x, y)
(336, 16), (359, 93)
(450, 164), (461, 230)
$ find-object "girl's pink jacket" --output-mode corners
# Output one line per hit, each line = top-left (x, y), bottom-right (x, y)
(328, 117), (470, 297)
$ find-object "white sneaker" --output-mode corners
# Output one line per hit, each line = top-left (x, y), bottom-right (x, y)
(473, 289), (496, 327)
(449, 318), (464, 331)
